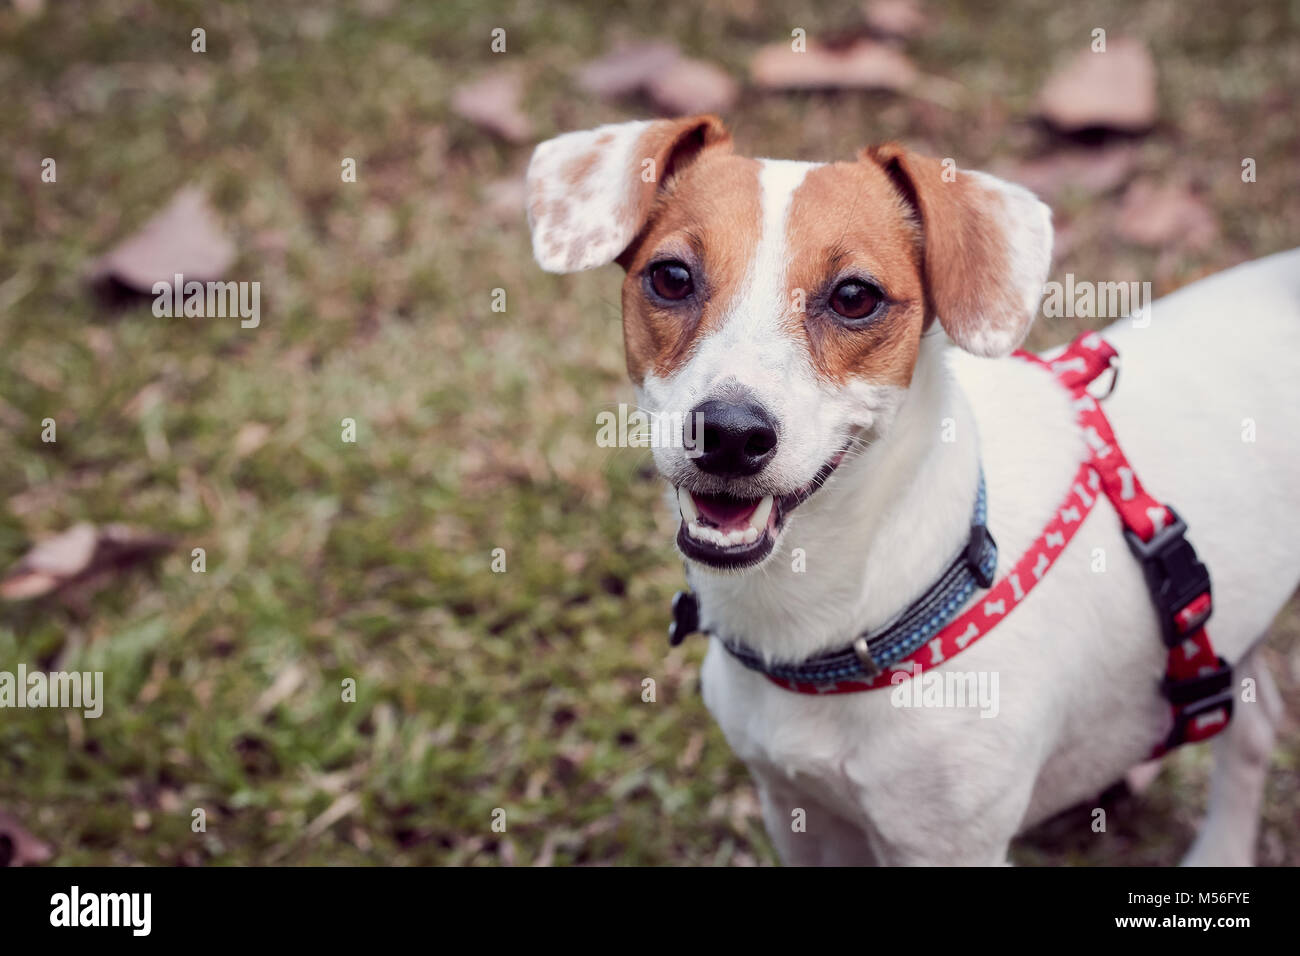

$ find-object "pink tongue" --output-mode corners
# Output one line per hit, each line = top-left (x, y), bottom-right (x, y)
(692, 493), (760, 531)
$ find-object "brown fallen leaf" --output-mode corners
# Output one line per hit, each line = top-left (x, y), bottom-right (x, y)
(991, 145), (1138, 200)
(1, 523), (174, 602)
(0, 809), (52, 867)
(751, 38), (916, 92)
(1115, 179), (1218, 250)
(576, 41), (682, 100)
(451, 72), (532, 143)
(646, 59), (739, 115)
(88, 187), (236, 292)
(575, 42), (737, 116)
(862, 0), (927, 40)
(1037, 38), (1157, 133)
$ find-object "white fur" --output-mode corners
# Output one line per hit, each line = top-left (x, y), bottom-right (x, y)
(524, 123), (1299, 865)
(526, 120), (657, 273)
(963, 171), (1054, 357)
(700, 248), (1300, 864)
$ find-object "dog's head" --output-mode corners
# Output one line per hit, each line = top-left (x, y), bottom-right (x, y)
(527, 116), (1051, 572)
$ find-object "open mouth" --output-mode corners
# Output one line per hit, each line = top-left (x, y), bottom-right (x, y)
(675, 449), (848, 570)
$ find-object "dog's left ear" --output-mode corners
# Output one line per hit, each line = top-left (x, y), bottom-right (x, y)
(863, 144), (1053, 358)
(526, 116), (731, 274)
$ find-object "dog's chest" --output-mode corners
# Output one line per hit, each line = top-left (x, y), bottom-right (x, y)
(688, 353), (1176, 821)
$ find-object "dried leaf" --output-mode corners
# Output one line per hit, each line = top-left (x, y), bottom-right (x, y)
(89, 187), (236, 292)
(992, 145), (1137, 200)
(451, 72), (532, 143)
(0, 809), (52, 867)
(751, 38), (916, 92)
(1116, 179), (1218, 249)
(575, 42), (736, 115)
(0, 523), (96, 598)
(1, 523), (173, 601)
(1037, 38), (1157, 133)
(576, 41), (682, 99)
(862, 0), (927, 40)
(647, 59), (738, 115)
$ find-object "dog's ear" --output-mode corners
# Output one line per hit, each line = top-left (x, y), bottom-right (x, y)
(526, 116), (731, 273)
(863, 144), (1052, 357)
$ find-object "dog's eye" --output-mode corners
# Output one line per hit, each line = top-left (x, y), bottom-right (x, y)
(829, 279), (883, 321)
(650, 261), (694, 301)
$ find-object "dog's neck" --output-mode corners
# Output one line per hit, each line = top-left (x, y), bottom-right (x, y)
(686, 334), (982, 664)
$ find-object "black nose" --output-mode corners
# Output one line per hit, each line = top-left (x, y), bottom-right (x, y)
(687, 399), (779, 477)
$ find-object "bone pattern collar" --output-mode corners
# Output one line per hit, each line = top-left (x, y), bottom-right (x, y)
(669, 470), (998, 684)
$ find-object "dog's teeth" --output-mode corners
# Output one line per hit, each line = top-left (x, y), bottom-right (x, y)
(683, 494), (772, 549)
(686, 521), (714, 544)
(685, 517), (764, 549)
(677, 486), (699, 523)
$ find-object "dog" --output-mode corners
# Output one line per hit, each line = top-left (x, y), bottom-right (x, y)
(525, 114), (1300, 865)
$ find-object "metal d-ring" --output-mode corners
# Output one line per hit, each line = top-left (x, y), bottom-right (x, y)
(1098, 355), (1120, 400)
(853, 637), (882, 679)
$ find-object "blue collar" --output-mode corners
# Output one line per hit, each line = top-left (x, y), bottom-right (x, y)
(668, 470), (997, 684)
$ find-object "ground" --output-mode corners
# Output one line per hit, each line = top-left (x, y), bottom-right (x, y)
(0, 0), (1297, 865)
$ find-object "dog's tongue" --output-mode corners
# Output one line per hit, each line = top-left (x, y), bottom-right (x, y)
(691, 492), (760, 531)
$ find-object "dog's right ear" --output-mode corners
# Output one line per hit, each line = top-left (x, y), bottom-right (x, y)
(526, 116), (730, 273)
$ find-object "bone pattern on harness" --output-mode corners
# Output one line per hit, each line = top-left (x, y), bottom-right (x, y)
(699, 331), (1232, 757)
(1019, 335), (1230, 754)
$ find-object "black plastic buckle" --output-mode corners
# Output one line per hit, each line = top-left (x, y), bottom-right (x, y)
(1160, 656), (1232, 705)
(1161, 658), (1235, 749)
(668, 590), (700, 647)
(965, 524), (997, 589)
(1123, 507), (1212, 647)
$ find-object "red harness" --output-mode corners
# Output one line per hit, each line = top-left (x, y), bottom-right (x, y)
(768, 332), (1232, 757)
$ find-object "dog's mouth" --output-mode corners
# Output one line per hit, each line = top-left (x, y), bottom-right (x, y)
(674, 449), (848, 570)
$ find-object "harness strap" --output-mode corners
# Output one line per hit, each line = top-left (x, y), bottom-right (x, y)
(1017, 332), (1231, 756)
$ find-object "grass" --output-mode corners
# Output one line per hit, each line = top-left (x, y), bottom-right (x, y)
(0, 0), (1297, 865)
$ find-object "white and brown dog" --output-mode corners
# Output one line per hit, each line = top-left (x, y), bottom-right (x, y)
(525, 115), (1299, 865)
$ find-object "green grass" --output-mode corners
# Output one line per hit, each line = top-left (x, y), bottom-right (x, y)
(0, 0), (1297, 865)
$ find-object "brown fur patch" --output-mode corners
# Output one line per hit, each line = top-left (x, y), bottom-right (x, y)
(563, 151), (600, 188)
(618, 152), (763, 383)
(783, 162), (927, 386)
(864, 144), (1019, 352)
(616, 116), (731, 239)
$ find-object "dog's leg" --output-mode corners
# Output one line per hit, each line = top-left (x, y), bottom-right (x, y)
(753, 774), (876, 866)
(1182, 648), (1282, 866)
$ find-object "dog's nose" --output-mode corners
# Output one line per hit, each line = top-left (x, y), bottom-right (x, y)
(688, 399), (779, 477)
